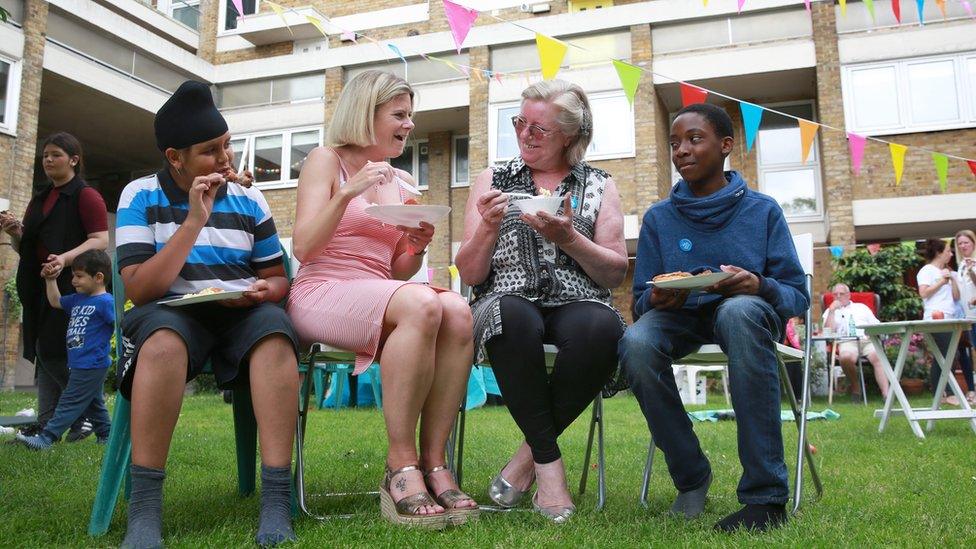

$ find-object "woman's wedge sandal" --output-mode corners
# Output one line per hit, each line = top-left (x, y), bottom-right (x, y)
(424, 465), (481, 525)
(379, 465), (448, 529)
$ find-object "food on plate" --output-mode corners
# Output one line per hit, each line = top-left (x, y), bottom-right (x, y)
(183, 287), (224, 298)
(652, 271), (693, 283)
(537, 188), (553, 197)
(403, 198), (421, 205)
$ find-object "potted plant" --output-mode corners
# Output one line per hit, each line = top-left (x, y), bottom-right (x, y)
(884, 333), (930, 395)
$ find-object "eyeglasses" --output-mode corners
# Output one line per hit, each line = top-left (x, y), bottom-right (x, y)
(511, 115), (555, 140)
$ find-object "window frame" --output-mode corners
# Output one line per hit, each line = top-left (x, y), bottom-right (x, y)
(218, 0), (260, 35)
(166, 0), (202, 31)
(391, 139), (430, 191)
(232, 125), (323, 190)
(755, 100), (825, 222)
(0, 53), (22, 137)
(451, 135), (470, 188)
(842, 52), (976, 136)
(488, 90), (635, 164)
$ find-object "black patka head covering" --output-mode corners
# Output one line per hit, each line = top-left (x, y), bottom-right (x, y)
(154, 80), (228, 152)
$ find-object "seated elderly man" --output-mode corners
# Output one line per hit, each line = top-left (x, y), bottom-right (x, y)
(822, 283), (887, 400)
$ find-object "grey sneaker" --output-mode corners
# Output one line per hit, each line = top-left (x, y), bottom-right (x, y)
(66, 420), (94, 443)
(15, 432), (54, 450)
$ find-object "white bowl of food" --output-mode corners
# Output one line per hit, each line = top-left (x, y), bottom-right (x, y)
(511, 195), (563, 216)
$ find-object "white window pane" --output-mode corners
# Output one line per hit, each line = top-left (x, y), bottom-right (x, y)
(224, 0), (256, 30)
(970, 58), (976, 111)
(391, 144), (414, 175)
(850, 66), (899, 129)
(588, 95), (633, 157)
(907, 60), (959, 125)
(759, 127), (803, 164)
(172, 3), (200, 30)
(219, 80), (271, 108)
(0, 60), (9, 126)
(254, 135), (283, 182)
(417, 142), (429, 188)
(271, 74), (325, 103)
(230, 138), (247, 170)
(289, 131), (319, 179)
(454, 138), (469, 184)
(763, 168), (818, 216)
(495, 106), (520, 160)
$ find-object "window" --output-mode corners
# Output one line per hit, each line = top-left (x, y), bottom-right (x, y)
(217, 73), (325, 108)
(489, 91), (634, 163)
(490, 31), (630, 74)
(391, 140), (429, 190)
(452, 136), (469, 187)
(0, 54), (21, 136)
(345, 53), (469, 86)
(843, 53), (976, 135)
(757, 103), (823, 220)
(231, 127), (322, 189)
(221, 0), (257, 32)
(170, 0), (201, 31)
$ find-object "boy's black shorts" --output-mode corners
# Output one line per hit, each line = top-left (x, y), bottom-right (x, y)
(117, 301), (299, 400)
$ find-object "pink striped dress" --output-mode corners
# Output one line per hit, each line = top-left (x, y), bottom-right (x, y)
(287, 165), (417, 375)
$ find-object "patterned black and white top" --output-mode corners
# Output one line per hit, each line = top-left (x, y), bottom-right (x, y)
(471, 155), (625, 362)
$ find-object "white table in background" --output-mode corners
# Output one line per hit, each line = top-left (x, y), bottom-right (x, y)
(862, 319), (976, 438)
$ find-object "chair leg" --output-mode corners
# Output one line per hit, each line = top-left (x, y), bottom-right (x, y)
(313, 367), (325, 410)
(858, 359), (868, 405)
(780, 358), (824, 514)
(332, 366), (347, 410)
(639, 437), (654, 508)
(369, 364), (382, 409)
(595, 394), (606, 511)
(721, 367), (731, 407)
(578, 397), (599, 496)
(231, 387), (258, 498)
(88, 396), (132, 536)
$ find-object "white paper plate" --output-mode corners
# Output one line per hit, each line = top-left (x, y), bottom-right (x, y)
(648, 271), (733, 290)
(159, 290), (246, 307)
(511, 196), (563, 216)
(364, 204), (451, 227)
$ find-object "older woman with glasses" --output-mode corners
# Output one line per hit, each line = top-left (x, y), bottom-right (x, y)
(455, 80), (627, 523)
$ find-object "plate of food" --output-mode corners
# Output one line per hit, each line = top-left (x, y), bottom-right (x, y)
(159, 287), (246, 307)
(648, 270), (733, 290)
(364, 203), (451, 227)
(508, 189), (563, 216)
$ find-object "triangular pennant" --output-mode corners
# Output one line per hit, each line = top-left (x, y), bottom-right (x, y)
(739, 102), (763, 152)
(702, 0), (708, 6)
(892, 0), (901, 22)
(305, 15), (327, 37)
(679, 83), (708, 107)
(612, 60), (642, 107)
(388, 43), (407, 64)
(847, 132), (867, 176)
(964, 1), (975, 19)
(968, 160), (976, 178)
(443, 0), (478, 54)
(934, 0), (946, 18)
(839, 0), (847, 17)
(864, 0), (876, 20)
(804, 0), (811, 12)
(264, 1), (293, 36)
(889, 143), (908, 185)
(535, 34), (568, 80)
(829, 246), (844, 258)
(494, 71), (503, 84)
(231, 0), (245, 19)
(916, 0), (925, 25)
(932, 152), (948, 192)
(737, 0), (745, 13)
(799, 120), (819, 163)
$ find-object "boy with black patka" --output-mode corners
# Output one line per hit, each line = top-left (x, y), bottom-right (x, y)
(16, 249), (114, 450)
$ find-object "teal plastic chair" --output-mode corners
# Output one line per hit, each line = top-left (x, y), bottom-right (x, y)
(88, 258), (259, 536)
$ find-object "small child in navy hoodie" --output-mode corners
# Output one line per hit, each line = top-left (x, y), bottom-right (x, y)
(17, 249), (114, 449)
(619, 103), (809, 533)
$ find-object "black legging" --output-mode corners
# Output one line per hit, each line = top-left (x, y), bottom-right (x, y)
(484, 296), (622, 464)
(929, 331), (975, 394)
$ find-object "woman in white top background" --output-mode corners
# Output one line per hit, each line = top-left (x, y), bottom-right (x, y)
(916, 238), (966, 404)
(953, 229), (976, 404)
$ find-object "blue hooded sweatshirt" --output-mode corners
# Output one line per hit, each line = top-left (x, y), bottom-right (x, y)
(632, 171), (809, 321)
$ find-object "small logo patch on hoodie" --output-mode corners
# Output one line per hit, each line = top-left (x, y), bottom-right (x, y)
(679, 238), (693, 252)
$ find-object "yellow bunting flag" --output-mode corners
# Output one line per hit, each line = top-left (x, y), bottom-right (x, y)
(612, 60), (642, 107)
(798, 120), (819, 164)
(889, 143), (908, 185)
(448, 264), (459, 282)
(702, 0), (708, 5)
(535, 34), (568, 80)
(305, 15), (327, 37)
(839, 0), (847, 16)
(264, 1), (293, 36)
(932, 152), (948, 192)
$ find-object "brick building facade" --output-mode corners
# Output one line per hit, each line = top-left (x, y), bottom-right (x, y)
(0, 0), (974, 388)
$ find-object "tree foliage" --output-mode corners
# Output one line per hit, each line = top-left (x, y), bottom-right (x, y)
(830, 245), (923, 322)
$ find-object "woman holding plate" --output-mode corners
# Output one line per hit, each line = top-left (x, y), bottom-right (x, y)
(287, 70), (477, 529)
(454, 79), (627, 523)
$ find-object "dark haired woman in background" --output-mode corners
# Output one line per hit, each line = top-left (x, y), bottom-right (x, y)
(0, 132), (109, 438)
(916, 238), (963, 404)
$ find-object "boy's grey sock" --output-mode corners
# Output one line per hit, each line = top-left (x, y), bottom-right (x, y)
(121, 464), (165, 549)
(669, 471), (712, 519)
(256, 464), (295, 547)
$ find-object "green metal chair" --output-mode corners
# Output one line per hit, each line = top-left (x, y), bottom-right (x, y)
(88, 257), (260, 536)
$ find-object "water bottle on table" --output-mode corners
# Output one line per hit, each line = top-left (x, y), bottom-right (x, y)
(847, 315), (857, 337)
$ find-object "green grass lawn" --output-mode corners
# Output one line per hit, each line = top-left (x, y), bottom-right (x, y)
(1, 389), (974, 548)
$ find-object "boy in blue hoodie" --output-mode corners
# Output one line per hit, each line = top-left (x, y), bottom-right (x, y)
(619, 103), (809, 532)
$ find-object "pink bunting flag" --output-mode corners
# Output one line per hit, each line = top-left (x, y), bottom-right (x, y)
(847, 132), (867, 176)
(443, 0), (478, 54)
(804, 0), (810, 12)
(964, 1), (975, 19)
(679, 83), (708, 107)
(231, 0), (245, 19)
(737, 0), (746, 13)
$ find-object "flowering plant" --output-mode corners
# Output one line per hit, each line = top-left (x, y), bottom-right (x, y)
(883, 333), (931, 380)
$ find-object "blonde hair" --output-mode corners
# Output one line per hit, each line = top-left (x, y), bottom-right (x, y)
(326, 70), (414, 147)
(521, 80), (593, 166)
(955, 229), (976, 263)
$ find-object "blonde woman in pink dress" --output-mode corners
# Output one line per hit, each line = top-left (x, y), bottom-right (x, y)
(287, 70), (477, 529)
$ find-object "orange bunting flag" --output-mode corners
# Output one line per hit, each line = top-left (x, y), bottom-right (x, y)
(612, 60), (642, 107)
(535, 34), (568, 80)
(935, 0), (947, 18)
(889, 143), (908, 185)
(932, 152), (948, 193)
(798, 120), (819, 164)
(679, 83), (708, 107)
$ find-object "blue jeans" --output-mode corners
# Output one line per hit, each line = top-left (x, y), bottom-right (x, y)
(619, 295), (789, 505)
(41, 367), (112, 442)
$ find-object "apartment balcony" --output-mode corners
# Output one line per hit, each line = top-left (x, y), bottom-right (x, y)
(232, 6), (331, 45)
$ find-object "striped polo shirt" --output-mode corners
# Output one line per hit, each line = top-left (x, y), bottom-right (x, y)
(115, 168), (283, 298)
